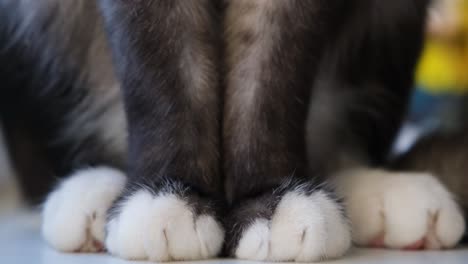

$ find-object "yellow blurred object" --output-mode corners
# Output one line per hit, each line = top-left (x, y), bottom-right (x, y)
(416, 0), (468, 94)
(416, 41), (460, 92)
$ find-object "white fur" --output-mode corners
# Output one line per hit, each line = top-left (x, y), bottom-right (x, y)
(334, 168), (466, 249)
(42, 167), (126, 252)
(106, 190), (224, 261)
(235, 190), (351, 262)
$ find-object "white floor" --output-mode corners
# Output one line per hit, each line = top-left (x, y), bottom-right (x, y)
(1, 210), (467, 264)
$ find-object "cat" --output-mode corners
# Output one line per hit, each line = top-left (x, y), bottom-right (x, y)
(0, 0), (463, 262)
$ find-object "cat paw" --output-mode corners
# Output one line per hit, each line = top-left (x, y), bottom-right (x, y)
(105, 184), (224, 261)
(226, 182), (351, 262)
(336, 169), (465, 250)
(42, 167), (126, 252)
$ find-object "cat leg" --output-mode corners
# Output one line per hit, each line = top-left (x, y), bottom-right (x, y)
(223, 1), (351, 261)
(0, 0), (129, 252)
(98, 1), (224, 261)
(306, 0), (464, 250)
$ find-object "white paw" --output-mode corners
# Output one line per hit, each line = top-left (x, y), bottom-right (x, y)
(335, 168), (465, 249)
(42, 167), (126, 252)
(235, 190), (351, 262)
(105, 189), (224, 261)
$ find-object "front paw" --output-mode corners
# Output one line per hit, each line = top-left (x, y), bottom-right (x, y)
(225, 181), (351, 262)
(105, 182), (224, 261)
(336, 169), (465, 250)
(42, 167), (126, 252)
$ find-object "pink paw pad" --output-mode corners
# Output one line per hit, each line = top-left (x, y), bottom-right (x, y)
(369, 236), (426, 250)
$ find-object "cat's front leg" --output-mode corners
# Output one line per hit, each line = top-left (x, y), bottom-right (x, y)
(98, 1), (224, 261)
(223, 1), (351, 261)
(303, 0), (456, 252)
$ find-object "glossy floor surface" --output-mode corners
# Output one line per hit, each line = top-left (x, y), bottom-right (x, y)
(1, 210), (467, 264)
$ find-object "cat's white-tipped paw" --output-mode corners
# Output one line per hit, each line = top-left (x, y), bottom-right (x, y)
(336, 169), (465, 250)
(105, 189), (224, 261)
(235, 190), (351, 262)
(42, 167), (126, 252)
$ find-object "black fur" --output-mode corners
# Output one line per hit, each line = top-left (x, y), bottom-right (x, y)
(223, 0), (348, 204)
(307, 0), (429, 177)
(0, 0), (125, 202)
(98, 0), (224, 196)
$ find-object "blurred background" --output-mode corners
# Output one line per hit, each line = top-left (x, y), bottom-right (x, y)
(395, 0), (468, 152)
